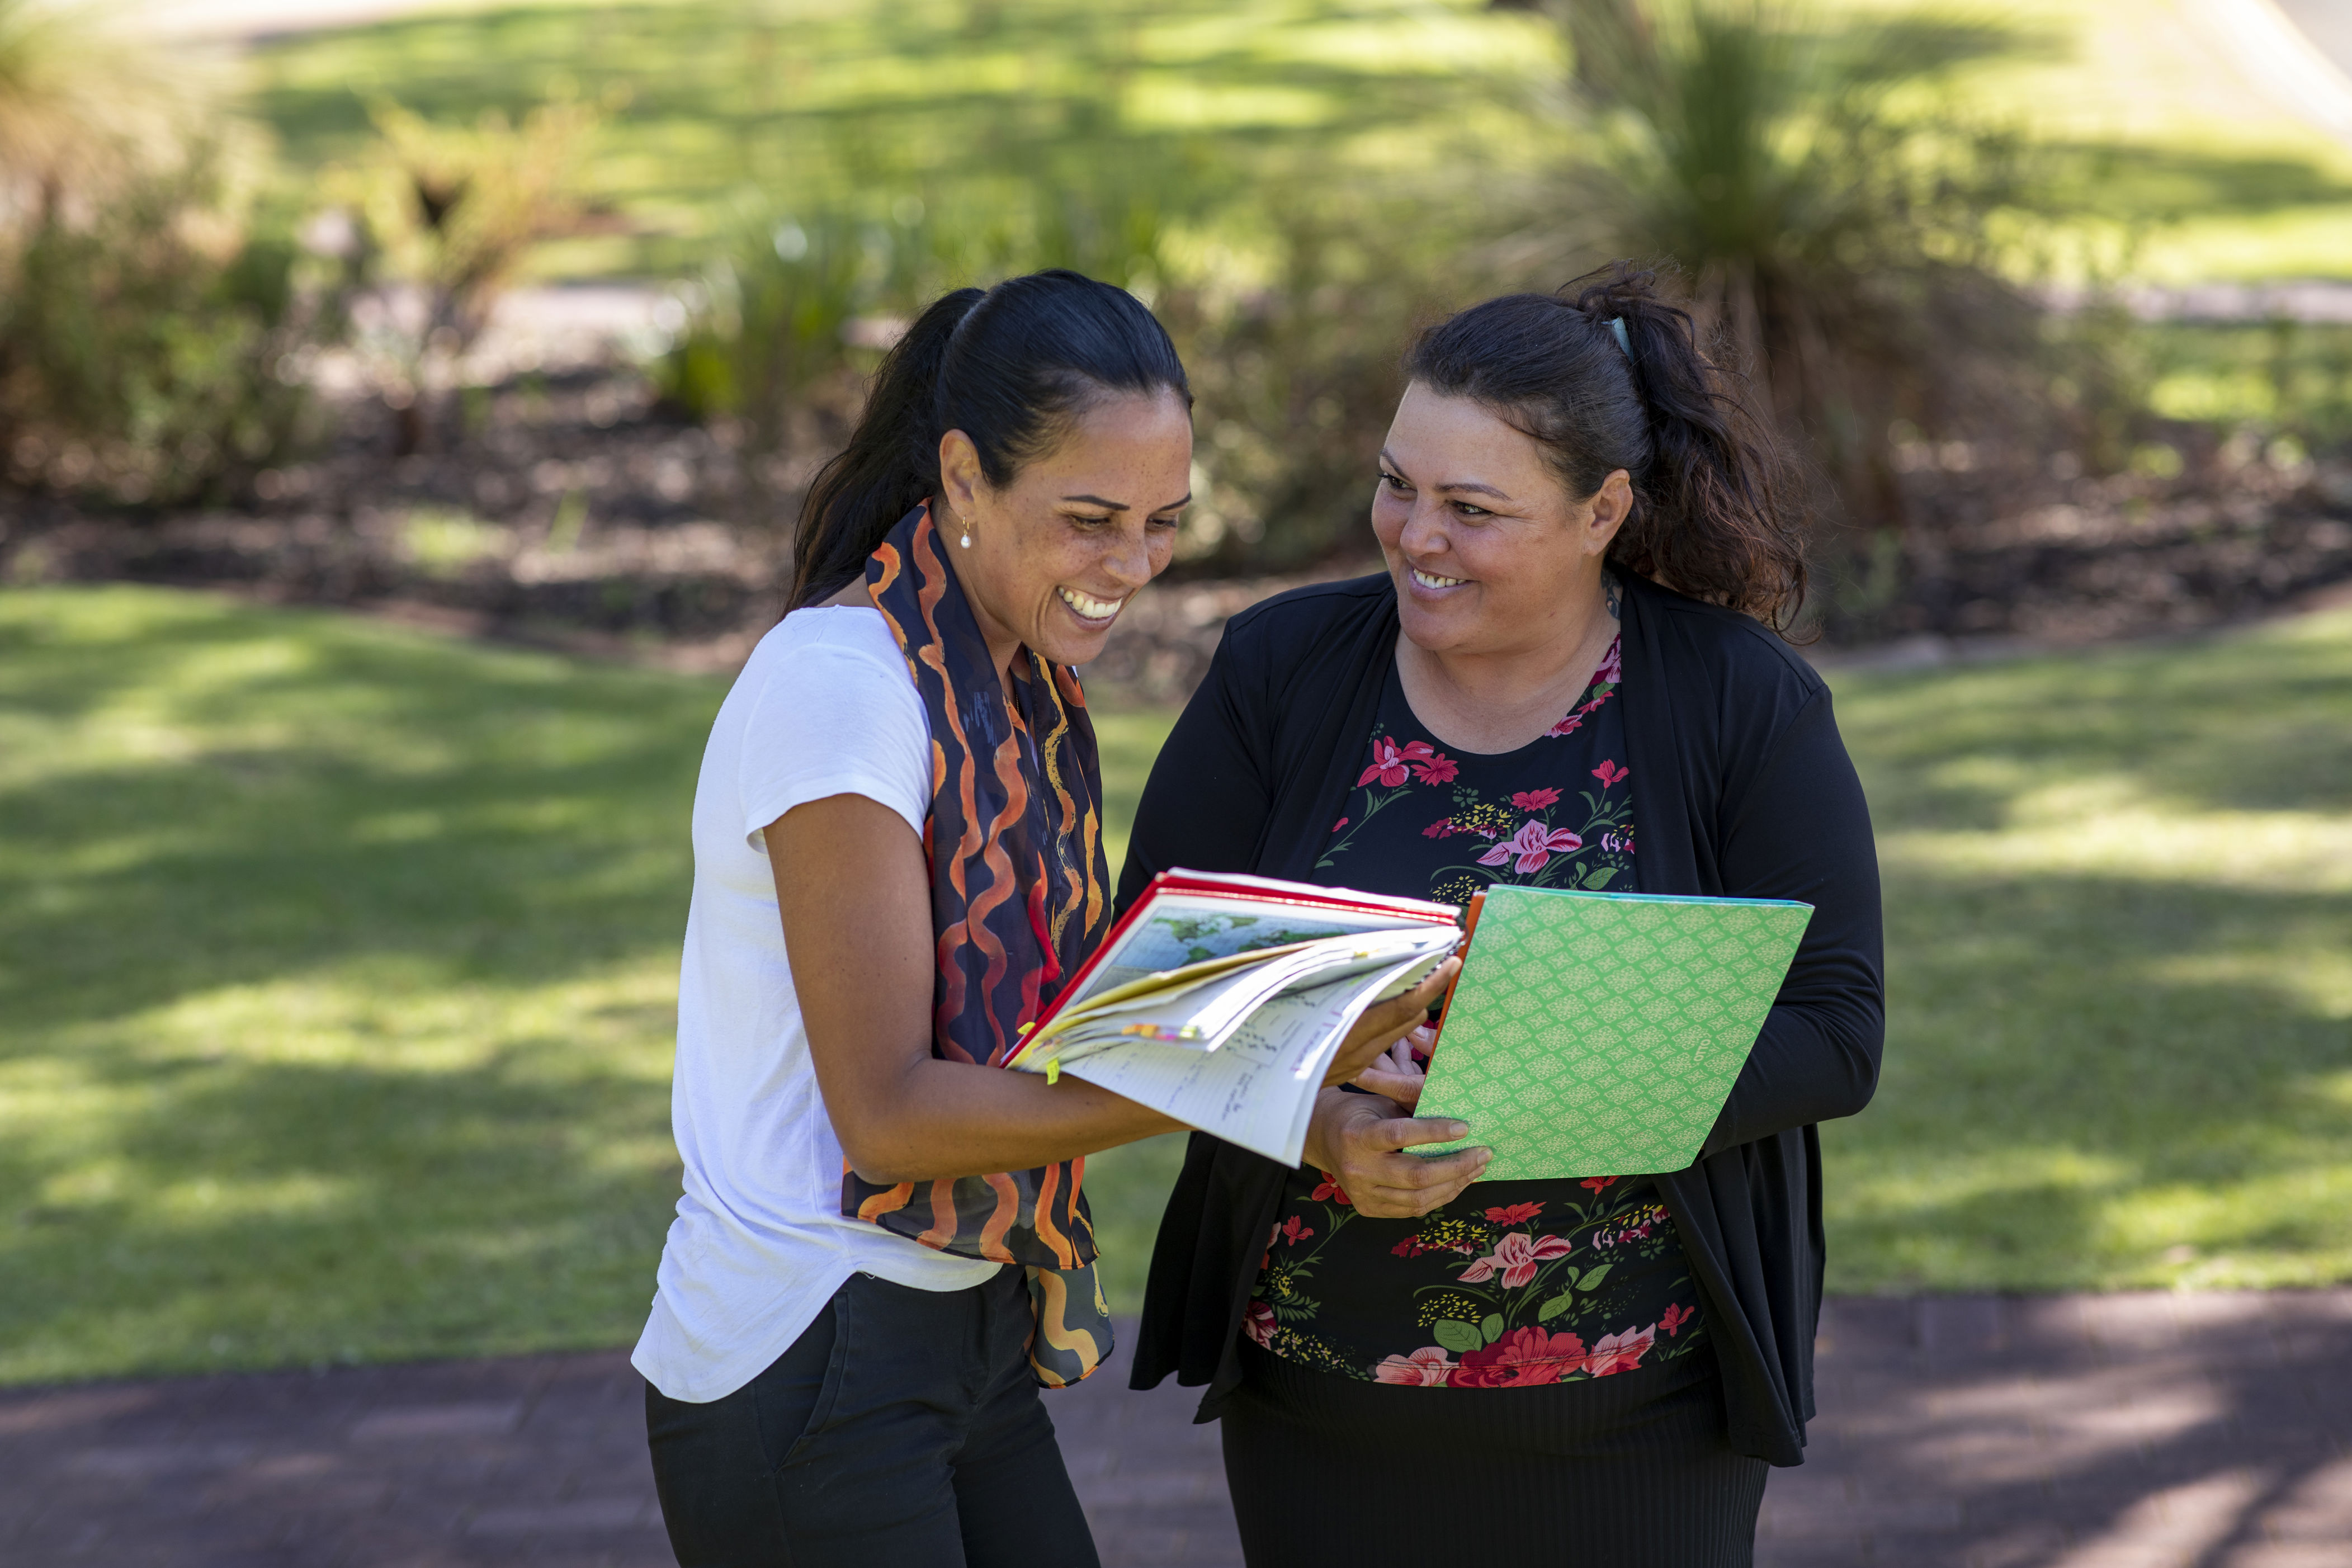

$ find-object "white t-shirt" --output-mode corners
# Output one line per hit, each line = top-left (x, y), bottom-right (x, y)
(632, 606), (1000, 1405)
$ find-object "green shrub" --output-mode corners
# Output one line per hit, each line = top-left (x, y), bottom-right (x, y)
(1162, 197), (1463, 572)
(1534, 0), (2062, 633)
(0, 165), (349, 509)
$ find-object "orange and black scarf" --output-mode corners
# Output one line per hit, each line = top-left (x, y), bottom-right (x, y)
(846, 503), (1114, 1387)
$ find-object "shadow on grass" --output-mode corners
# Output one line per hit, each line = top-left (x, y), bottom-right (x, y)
(0, 588), (720, 1378)
(0, 588), (1192, 1377)
(0, 1049), (678, 1381)
(1830, 616), (2352, 829)
(1826, 860), (2350, 1292)
(0, 588), (720, 1035)
(241, 0), (1523, 276)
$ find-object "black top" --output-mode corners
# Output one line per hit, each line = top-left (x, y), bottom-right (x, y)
(1251, 632), (1712, 1387)
(1117, 571), (1884, 1466)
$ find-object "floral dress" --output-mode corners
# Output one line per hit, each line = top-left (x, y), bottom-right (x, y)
(1247, 631), (1711, 1388)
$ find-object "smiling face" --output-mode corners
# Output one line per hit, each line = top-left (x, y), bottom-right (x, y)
(1372, 380), (1631, 659)
(938, 389), (1193, 673)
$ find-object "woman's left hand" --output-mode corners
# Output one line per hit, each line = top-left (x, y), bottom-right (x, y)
(1351, 1023), (1434, 1110)
(1320, 958), (1457, 1088)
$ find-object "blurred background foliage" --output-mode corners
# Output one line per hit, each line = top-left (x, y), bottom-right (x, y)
(1, 0), (2347, 625)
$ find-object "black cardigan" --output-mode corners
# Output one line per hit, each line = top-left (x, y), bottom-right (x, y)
(1114, 572), (1884, 1466)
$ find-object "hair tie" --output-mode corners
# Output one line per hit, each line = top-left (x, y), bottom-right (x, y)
(1606, 317), (1631, 358)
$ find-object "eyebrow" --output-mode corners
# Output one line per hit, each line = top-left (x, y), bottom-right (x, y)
(1062, 492), (1193, 512)
(1377, 450), (1513, 502)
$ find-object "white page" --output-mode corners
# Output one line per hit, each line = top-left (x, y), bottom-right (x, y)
(1061, 950), (1446, 1165)
(1073, 892), (1429, 1002)
(1045, 925), (1459, 1062)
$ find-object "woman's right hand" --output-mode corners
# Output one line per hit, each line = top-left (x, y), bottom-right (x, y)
(1300, 1086), (1489, 1220)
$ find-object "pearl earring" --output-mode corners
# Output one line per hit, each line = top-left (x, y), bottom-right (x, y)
(960, 530), (972, 549)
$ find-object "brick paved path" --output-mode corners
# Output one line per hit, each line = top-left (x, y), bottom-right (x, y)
(2, 1293), (2346, 1567)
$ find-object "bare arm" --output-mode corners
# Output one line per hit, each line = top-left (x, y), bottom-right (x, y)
(772, 792), (1451, 1184)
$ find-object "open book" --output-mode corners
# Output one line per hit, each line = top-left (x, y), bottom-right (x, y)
(1007, 870), (1462, 1166)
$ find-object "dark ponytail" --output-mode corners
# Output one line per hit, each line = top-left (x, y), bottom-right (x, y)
(789, 268), (1192, 609)
(1406, 263), (1808, 634)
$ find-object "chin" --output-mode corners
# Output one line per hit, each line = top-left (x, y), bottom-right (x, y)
(1031, 630), (1111, 670)
(1396, 594), (1480, 652)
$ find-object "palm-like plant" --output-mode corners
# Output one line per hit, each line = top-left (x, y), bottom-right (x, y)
(0, 0), (210, 221)
(1532, 0), (2044, 618)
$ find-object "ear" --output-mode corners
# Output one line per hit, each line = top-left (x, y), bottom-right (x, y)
(937, 429), (986, 523)
(1585, 469), (1633, 555)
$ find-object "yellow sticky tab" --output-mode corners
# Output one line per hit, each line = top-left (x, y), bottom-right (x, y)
(1045, 1059), (1061, 1085)
(1017, 1021), (1035, 1036)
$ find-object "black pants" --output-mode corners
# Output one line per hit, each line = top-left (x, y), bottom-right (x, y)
(1222, 1340), (1766, 1566)
(644, 1267), (1099, 1568)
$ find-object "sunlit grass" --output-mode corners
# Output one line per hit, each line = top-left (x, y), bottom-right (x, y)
(238, 0), (2352, 285)
(1826, 607), (2352, 1291)
(0, 585), (715, 1382)
(2, 586), (2345, 1383)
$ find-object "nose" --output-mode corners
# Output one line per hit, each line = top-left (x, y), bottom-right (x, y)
(1398, 495), (1449, 559)
(1101, 524), (1154, 591)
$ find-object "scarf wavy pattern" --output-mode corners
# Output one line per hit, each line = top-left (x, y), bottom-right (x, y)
(846, 503), (1114, 1387)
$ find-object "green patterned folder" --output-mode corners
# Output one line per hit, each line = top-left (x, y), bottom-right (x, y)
(1410, 886), (1813, 1180)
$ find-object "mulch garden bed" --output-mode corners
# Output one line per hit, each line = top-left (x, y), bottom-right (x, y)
(5, 365), (2349, 701)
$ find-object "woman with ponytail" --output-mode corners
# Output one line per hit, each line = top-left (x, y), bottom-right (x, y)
(634, 269), (1455, 1566)
(1122, 264), (1883, 1564)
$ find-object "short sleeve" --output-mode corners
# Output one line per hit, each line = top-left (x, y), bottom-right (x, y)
(735, 612), (932, 851)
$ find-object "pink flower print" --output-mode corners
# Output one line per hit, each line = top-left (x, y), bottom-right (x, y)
(1410, 753), (1459, 785)
(1357, 736), (1438, 788)
(1483, 1202), (1543, 1225)
(1588, 1323), (1656, 1377)
(1509, 787), (1562, 811)
(1580, 1175), (1620, 1195)
(1458, 1230), (1574, 1289)
(1372, 1346), (1460, 1386)
(1310, 1173), (1351, 1205)
(1390, 1236), (1428, 1258)
(1421, 817), (1456, 839)
(1545, 713), (1585, 739)
(1594, 639), (1622, 685)
(1591, 759), (1630, 790)
(1659, 1302), (1696, 1339)
(1477, 819), (1585, 874)
(1244, 1301), (1277, 1349)
(1278, 1215), (1314, 1246)
(1452, 1326), (1589, 1388)
(1331, 816), (1349, 833)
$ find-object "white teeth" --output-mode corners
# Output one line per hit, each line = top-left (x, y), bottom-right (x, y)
(1411, 568), (1467, 589)
(1058, 586), (1124, 621)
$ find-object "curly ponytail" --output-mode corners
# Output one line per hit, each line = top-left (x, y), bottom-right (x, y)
(789, 270), (1191, 610)
(1406, 263), (1808, 634)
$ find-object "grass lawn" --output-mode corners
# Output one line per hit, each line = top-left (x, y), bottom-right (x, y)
(237, 0), (2352, 284)
(0, 584), (1180, 1382)
(1827, 607), (2352, 1291)
(2, 584), (2347, 1384)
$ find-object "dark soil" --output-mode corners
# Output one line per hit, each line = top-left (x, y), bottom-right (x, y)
(5, 366), (2349, 700)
